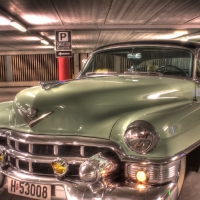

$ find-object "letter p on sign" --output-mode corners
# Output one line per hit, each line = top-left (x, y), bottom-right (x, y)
(59, 32), (68, 41)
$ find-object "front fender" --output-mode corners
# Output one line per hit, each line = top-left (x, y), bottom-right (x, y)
(0, 101), (13, 128)
(110, 100), (200, 159)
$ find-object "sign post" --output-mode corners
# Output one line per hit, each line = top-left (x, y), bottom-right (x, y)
(55, 30), (72, 57)
(55, 30), (72, 80)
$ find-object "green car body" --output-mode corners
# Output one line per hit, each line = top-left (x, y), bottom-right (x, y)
(1, 40), (200, 199)
(0, 76), (199, 158)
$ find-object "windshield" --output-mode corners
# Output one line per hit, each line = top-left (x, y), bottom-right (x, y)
(79, 46), (193, 78)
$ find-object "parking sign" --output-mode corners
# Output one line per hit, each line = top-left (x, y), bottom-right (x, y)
(58, 32), (68, 41)
(55, 30), (72, 51)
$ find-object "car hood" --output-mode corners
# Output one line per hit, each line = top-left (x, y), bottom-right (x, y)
(9, 75), (193, 139)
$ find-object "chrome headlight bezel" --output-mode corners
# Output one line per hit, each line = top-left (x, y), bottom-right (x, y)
(124, 120), (159, 154)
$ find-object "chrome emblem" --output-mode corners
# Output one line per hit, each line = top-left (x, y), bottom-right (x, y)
(27, 107), (38, 118)
(39, 80), (66, 90)
(18, 107), (53, 127)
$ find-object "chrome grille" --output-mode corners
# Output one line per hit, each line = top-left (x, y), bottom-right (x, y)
(0, 136), (6, 146)
(0, 130), (118, 177)
(125, 160), (180, 184)
(0, 136), (114, 157)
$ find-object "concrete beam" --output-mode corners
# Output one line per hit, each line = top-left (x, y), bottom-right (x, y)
(0, 50), (54, 55)
(23, 24), (200, 31)
(0, 24), (200, 32)
(0, 49), (92, 55)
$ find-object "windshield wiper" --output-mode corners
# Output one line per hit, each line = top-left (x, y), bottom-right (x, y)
(85, 72), (118, 77)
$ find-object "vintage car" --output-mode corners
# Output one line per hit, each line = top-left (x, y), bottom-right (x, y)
(0, 40), (200, 200)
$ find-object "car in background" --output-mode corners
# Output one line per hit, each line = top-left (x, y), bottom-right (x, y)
(0, 40), (200, 199)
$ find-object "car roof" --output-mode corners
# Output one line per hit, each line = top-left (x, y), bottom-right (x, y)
(95, 40), (200, 51)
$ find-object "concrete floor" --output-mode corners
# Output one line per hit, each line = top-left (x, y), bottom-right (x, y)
(0, 86), (199, 200)
(0, 87), (28, 102)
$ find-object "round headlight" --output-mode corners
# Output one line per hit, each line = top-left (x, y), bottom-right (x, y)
(124, 120), (159, 154)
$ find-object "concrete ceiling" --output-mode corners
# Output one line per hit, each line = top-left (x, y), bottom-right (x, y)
(0, 0), (200, 54)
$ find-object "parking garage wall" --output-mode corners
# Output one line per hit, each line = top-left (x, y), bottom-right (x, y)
(0, 55), (6, 81)
(0, 54), (75, 82)
(12, 54), (58, 81)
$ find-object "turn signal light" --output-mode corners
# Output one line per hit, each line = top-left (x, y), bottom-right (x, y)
(0, 149), (4, 164)
(51, 158), (69, 177)
(51, 162), (67, 174)
(0, 155), (3, 163)
(136, 170), (148, 182)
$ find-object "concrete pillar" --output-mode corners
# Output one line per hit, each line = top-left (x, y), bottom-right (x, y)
(80, 53), (88, 69)
(58, 57), (71, 80)
(5, 55), (12, 82)
(73, 53), (80, 78)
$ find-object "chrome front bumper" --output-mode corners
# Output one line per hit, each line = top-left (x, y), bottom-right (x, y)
(0, 166), (178, 200)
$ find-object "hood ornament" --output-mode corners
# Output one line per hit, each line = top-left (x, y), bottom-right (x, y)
(18, 107), (53, 127)
(39, 80), (66, 90)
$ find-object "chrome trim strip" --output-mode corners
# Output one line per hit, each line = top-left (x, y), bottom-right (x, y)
(1, 166), (64, 184)
(0, 166), (178, 200)
(93, 44), (195, 55)
(1, 146), (87, 164)
(124, 139), (200, 164)
(54, 145), (58, 156)
(18, 109), (54, 127)
(18, 109), (30, 125)
(15, 141), (19, 151)
(0, 129), (199, 164)
(16, 159), (19, 169)
(29, 162), (32, 172)
(7, 138), (10, 146)
(4, 130), (125, 158)
(80, 146), (84, 157)
(29, 144), (33, 154)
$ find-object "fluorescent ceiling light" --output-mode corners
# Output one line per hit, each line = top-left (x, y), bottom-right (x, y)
(0, 17), (10, 25)
(187, 35), (200, 39)
(48, 36), (55, 40)
(157, 34), (176, 39)
(22, 14), (57, 25)
(180, 37), (188, 41)
(41, 39), (49, 45)
(10, 20), (27, 32)
(174, 31), (188, 36)
(157, 30), (188, 40)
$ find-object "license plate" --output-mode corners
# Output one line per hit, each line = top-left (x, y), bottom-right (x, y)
(8, 178), (51, 200)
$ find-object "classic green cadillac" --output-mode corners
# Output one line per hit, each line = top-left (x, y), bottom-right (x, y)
(0, 40), (200, 200)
